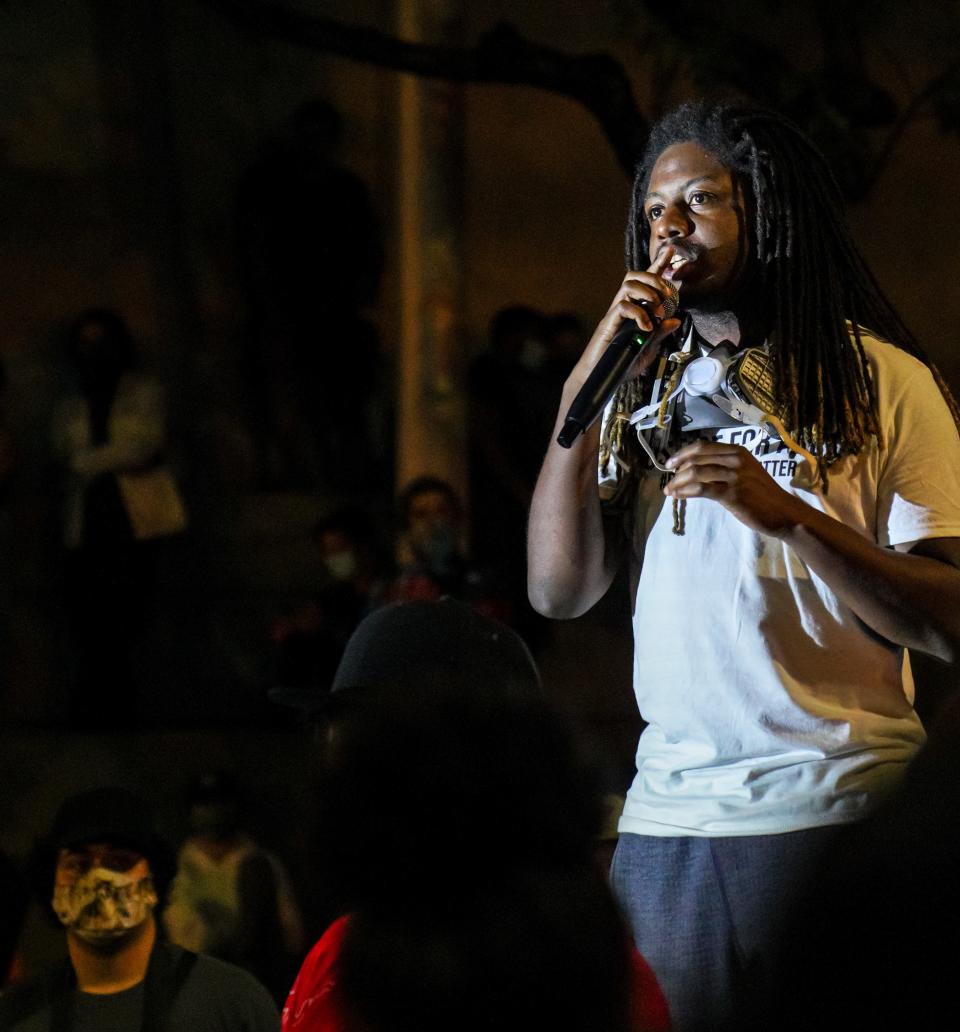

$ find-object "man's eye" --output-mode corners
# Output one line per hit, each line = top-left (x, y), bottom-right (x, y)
(646, 206), (663, 221)
(689, 192), (713, 205)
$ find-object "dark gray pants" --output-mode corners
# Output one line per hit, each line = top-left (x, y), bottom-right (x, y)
(610, 827), (842, 1032)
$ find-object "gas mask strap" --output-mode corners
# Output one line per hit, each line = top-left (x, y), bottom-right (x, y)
(634, 427), (671, 473)
(763, 413), (819, 486)
(658, 350), (698, 427)
(709, 393), (819, 483)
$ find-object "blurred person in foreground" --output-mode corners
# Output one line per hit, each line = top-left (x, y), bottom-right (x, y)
(528, 100), (960, 1031)
(0, 786), (278, 1031)
(773, 683), (960, 1030)
(274, 599), (671, 1032)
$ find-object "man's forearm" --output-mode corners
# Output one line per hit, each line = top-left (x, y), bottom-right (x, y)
(663, 438), (960, 661)
(527, 402), (620, 620)
(783, 505), (960, 662)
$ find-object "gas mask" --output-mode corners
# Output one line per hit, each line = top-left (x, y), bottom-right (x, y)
(628, 332), (815, 476)
(52, 866), (157, 945)
(674, 343), (780, 429)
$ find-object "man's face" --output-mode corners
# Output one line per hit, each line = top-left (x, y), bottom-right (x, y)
(644, 141), (749, 308)
(407, 490), (459, 561)
(53, 841), (157, 946)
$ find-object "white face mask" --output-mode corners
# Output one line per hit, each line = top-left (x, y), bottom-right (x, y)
(323, 549), (357, 582)
(52, 866), (157, 944)
(518, 337), (547, 371)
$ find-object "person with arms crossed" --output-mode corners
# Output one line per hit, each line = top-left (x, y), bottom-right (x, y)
(527, 101), (960, 1032)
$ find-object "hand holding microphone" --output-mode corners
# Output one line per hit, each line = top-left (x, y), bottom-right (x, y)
(557, 252), (681, 449)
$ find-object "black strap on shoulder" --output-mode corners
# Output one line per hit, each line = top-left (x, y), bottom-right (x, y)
(46, 960), (77, 1032)
(142, 943), (198, 1032)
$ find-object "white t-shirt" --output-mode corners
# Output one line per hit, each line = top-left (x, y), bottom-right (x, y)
(606, 333), (960, 837)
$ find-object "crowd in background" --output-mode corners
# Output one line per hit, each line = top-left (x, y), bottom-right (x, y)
(0, 95), (640, 1031)
(1, 290), (589, 727)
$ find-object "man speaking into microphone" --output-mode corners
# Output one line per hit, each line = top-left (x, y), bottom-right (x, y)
(528, 102), (960, 1032)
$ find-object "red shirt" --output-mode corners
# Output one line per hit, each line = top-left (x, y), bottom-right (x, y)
(283, 914), (670, 1032)
(282, 915), (352, 1032)
(628, 947), (672, 1032)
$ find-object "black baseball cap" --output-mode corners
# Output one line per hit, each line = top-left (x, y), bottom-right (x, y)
(47, 787), (158, 855)
(269, 599), (541, 714)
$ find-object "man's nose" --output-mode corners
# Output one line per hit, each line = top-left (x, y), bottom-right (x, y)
(656, 204), (693, 240)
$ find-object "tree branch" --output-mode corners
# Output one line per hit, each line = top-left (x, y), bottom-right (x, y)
(201, 0), (648, 175)
(864, 58), (960, 192)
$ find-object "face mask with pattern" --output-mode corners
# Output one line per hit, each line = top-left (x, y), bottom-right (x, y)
(52, 866), (157, 944)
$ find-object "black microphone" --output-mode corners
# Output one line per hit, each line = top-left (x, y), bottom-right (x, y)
(556, 283), (680, 448)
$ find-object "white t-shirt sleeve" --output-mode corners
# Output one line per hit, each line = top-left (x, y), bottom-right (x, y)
(876, 360), (960, 548)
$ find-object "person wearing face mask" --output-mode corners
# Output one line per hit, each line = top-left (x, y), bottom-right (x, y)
(385, 477), (511, 625)
(0, 786), (279, 1032)
(269, 508), (389, 700)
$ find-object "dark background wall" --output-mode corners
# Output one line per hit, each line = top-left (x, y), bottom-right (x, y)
(0, 0), (661, 740)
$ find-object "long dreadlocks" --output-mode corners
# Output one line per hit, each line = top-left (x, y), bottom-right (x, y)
(603, 101), (960, 490)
